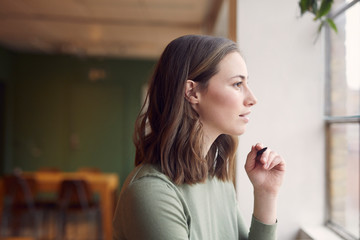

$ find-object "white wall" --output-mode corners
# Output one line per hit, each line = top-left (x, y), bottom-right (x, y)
(235, 1), (326, 239)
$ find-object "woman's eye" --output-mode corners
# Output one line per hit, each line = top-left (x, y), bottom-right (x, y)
(234, 82), (243, 88)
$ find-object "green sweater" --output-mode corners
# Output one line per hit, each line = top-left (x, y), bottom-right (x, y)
(113, 164), (277, 240)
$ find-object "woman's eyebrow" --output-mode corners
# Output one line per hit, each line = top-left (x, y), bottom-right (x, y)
(230, 74), (248, 80)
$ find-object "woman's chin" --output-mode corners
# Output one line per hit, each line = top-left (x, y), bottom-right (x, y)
(228, 127), (246, 136)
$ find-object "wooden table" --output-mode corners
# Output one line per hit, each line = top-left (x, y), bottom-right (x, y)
(0, 172), (119, 240)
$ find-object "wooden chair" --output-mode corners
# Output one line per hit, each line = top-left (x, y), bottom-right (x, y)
(0, 173), (42, 239)
(56, 179), (103, 240)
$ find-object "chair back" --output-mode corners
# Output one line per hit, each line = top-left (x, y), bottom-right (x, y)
(3, 174), (37, 210)
(58, 179), (93, 210)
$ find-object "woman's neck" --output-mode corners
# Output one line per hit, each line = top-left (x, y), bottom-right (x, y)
(202, 132), (219, 158)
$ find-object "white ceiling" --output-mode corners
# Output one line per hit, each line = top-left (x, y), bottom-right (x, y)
(0, 0), (225, 59)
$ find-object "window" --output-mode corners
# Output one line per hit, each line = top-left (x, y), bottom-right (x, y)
(325, 0), (360, 239)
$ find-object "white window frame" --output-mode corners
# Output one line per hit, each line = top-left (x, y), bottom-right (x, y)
(324, 1), (360, 239)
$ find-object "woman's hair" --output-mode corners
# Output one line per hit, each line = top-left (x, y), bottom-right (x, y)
(134, 35), (239, 185)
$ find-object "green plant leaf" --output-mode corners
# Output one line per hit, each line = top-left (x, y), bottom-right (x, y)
(327, 18), (338, 33)
(299, 0), (317, 15)
(317, 20), (325, 33)
(298, 0), (337, 40)
(299, 0), (310, 15)
(311, 0), (318, 14)
(315, 0), (333, 19)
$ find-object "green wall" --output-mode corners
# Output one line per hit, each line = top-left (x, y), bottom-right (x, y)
(0, 48), (14, 176)
(0, 48), (13, 79)
(0, 49), (155, 185)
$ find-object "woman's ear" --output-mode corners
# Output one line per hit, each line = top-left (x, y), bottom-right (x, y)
(185, 80), (200, 104)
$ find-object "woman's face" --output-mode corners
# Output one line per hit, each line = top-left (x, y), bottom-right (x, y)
(195, 51), (257, 141)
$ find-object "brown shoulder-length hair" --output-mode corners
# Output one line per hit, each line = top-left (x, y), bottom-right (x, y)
(134, 35), (239, 185)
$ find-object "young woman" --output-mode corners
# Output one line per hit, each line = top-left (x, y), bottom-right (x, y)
(113, 35), (285, 240)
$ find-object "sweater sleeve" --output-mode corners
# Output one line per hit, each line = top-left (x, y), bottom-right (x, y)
(248, 215), (277, 240)
(113, 176), (189, 240)
(237, 206), (277, 240)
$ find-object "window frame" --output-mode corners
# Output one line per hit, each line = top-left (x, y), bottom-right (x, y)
(324, 1), (360, 239)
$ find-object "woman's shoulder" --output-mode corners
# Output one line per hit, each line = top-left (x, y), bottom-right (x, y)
(132, 163), (167, 180)
(115, 163), (189, 226)
(114, 164), (190, 240)
(128, 163), (172, 183)
(120, 163), (179, 199)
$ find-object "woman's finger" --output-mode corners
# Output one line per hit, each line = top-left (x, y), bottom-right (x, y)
(258, 147), (270, 166)
(245, 144), (266, 171)
(254, 143), (264, 151)
(264, 151), (276, 169)
(267, 154), (285, 171)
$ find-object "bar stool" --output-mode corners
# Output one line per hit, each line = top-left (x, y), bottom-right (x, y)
(56, 179), (103, 240)
(0, 173), (43, 239)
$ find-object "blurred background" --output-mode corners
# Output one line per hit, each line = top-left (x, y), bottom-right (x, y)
(0, 0), (359, 239)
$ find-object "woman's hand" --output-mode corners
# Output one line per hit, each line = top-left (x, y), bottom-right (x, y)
(244, 143), (286, 224)
(245, 143), (286, 197)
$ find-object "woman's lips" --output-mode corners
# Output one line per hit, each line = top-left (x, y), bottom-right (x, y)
(239, 112), (250, 122)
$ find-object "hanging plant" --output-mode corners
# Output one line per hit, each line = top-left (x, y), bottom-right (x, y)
(299, 0), (338, 34)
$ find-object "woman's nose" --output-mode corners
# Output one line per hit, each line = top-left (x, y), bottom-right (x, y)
(244, 87), (257, 106)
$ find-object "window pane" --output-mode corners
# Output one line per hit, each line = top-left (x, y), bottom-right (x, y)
(328, 123), (359, 238)
(329, 2), (360, 116)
